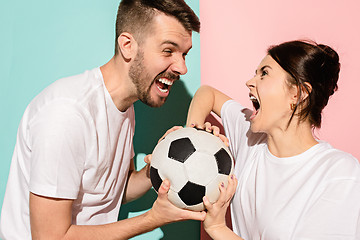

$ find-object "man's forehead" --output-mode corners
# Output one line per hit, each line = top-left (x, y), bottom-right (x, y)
(152, 13), (192, 39)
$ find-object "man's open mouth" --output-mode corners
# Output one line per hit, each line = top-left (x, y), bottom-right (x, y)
(155, 77), (174, 93)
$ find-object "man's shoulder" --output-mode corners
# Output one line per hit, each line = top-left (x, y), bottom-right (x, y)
(23, 68), (104, 123)
(31, 68), (102, 105)
(48, 68), (102, 96)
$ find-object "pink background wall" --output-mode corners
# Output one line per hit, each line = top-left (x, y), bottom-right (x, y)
(199, 1), (360, 239)
(200, 0), (360, 160)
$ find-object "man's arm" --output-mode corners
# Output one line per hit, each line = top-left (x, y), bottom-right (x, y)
(30, 180), (206, 240)
(122, 157), (152, 204)
(123, 126), (185, 203)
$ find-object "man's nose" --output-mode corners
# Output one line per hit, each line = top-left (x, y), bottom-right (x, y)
(170, 55), (188, 75)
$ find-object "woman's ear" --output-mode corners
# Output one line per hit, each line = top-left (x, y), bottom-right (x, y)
(291, 82), (312, 102)
(117, 32), (138, 61)
(300, 82), (312, 102)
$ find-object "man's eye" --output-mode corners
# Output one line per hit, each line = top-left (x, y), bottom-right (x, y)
(164, 49), (173, 54)
(261, 70), (268, 77)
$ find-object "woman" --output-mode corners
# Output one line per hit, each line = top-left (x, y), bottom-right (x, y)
(187, 40), (360, 239)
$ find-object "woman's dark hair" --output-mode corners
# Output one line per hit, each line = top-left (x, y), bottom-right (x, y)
(267, 40), (340, 128)
(114, 0), (200, 55)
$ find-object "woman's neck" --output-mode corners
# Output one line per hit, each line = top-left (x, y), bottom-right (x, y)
(266, 121), (318, 158)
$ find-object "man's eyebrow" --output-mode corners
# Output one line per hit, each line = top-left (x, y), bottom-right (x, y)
(161, 40), (192, 54)
(161, 40), (179, 47)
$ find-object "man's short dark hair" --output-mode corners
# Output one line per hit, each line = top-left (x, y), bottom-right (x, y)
(114, 0), (200, 55)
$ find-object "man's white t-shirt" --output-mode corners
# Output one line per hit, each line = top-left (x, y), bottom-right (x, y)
(0, 68), (135, 239)
(221, 100), (360, 240)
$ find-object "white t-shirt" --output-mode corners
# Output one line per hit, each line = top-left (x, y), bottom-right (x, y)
(221, 100), (360, 240)
(0, 68), (135, 239)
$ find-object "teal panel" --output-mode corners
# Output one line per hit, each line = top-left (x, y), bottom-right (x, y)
(0, 0), (201, 239)
(119, 0), (201, 239)
(0, 0), (119, 211)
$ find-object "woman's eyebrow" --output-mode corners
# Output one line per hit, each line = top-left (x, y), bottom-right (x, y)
(255, 65), (272, 74)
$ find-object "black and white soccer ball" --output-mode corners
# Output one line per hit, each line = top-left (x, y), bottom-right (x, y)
(150, 127), (234, 211)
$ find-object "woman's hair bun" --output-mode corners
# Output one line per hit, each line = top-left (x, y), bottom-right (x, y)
(267, 40), (341, 128)
(317, 44), (340, 96)
(318, 44), (340, 64)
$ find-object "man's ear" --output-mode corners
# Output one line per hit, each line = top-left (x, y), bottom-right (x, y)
(117, 32), (138, 60)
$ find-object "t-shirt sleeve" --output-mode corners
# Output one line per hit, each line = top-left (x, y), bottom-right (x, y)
(296, 154), (360, 239)
(221, 100), (267, 167)
(221, 100), (252, 160)
(296, 179), (360, 239)
(28, 100), (87, 199)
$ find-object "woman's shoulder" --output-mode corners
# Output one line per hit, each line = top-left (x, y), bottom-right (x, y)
(315, 141), (360, 180)
(221, 100), (253, 123)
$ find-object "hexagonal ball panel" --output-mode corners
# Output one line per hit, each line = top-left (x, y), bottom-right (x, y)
(186, 201), (205, 211)
(184, 151), (218, 186)
(158, 161), (188, 193)
(168, 137), (196, 163)
(190, 130), (226, 156)
(205, 174), (229, 203)
(168, 190), (187, 209)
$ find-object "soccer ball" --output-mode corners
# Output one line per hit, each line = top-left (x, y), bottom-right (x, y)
(150, 127), (234, 211)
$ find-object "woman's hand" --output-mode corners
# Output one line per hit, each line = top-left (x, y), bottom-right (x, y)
(203, 174), (238, 237)
(189, 122), (229, 147)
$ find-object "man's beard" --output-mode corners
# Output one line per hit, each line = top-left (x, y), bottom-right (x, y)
(129, 49), (179, 108)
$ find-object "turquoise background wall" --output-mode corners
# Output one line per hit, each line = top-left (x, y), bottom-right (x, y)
(0, 0), (200, 239)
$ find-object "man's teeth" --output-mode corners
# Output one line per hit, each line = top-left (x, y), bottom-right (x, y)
(250, 96), (257, 101)
(158, 78), (173, 86)
(157, 86), (168, 93)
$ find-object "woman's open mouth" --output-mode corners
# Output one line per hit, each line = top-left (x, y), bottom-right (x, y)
(249, 93), (260, 120)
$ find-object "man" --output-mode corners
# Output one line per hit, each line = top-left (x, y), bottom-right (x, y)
(0, 0), (205, 239)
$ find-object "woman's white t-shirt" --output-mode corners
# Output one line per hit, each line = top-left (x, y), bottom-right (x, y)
(221, 100), (360, 240)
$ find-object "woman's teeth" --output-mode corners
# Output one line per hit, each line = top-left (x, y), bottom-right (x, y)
(250, 96), (257, 101)
(250, 95), (260, 111)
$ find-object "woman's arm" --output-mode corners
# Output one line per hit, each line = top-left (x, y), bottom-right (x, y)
(202, 175), (244, 240)
(186, 85), (232, 127)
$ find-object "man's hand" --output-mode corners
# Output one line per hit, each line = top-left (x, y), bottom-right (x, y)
(157, 125), (183, 143)
(146, 180), (206, 226)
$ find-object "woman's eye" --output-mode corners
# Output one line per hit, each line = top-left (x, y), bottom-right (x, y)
(164, 49), (173, 54)
(261, 70), (268, 77)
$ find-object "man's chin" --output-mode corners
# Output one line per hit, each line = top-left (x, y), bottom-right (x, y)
(141, 97), (167, 108)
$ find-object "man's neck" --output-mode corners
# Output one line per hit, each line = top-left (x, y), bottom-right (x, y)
(100, 56), (138, 112)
